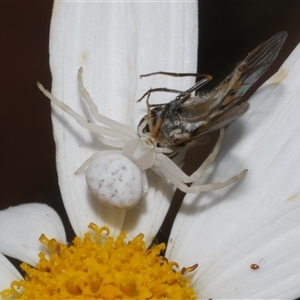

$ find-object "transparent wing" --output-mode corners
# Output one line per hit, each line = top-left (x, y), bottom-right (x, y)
(205, 102), (250, 133)
(180, 31), (287, 121)
(169, 32), (287, 148)
(139, 32), (287, 150)
(218, 31), (288, 108)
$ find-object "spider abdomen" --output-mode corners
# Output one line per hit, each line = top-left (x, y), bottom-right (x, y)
(86, 154), (143, 209)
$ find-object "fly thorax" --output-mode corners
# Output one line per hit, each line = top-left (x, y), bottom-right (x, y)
(122, 137), (155, 170)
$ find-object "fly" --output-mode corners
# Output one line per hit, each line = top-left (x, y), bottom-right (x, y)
(137, 31), (287, 153)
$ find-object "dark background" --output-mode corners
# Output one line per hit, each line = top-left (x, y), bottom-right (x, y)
(1, 1), (300, 245)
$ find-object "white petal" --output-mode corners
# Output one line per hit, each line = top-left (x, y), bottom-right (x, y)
(0, 203), (66, 266)
(168, 44), (300, 298)
(49, 2), (198, 238)
(0, 253), (23, 291)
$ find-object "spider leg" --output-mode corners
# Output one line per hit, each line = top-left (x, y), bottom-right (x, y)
(184, 128), (225, 183)
(156, 154), (247, 194)
(154, 127), (247, 194)
(141, 170), (149, 197)
(156, 128), (224, 184)
(37, 82), (128, 147)
(77, 68), (136, 138)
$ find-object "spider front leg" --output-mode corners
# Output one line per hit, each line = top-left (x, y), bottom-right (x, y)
(155, 128), (225, 183)
(153, 128), (247, 193)
(156, 154), (247, 194)
(37, 79), (132, 148)
(179, 128), (226, 184)
(164, 166), (247, 194)
(77, 68), (136, 138)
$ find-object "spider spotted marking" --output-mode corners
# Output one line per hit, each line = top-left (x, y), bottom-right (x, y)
(37, 68), (245, 210)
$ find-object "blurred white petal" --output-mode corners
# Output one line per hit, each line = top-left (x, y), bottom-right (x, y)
(49, 2), (198, 239)
(0, 203), (66, 266)
(168, 44), (300, 298)
(0, 253), (22, 290)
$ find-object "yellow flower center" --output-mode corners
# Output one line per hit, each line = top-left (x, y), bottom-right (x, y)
(0, 223), (197, 299)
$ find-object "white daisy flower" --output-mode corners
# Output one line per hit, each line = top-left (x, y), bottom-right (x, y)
(1, 2), (300, 299)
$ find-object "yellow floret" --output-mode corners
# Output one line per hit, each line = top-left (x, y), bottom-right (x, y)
(0, 223), (197, 299)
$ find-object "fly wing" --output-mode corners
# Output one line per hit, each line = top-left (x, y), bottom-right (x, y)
(181, 32), (287, 122)
(143, 32), (287, 151)
(243, 31), (288, 85)
(205, 102), (250, 133)
(178, 32), (287, 144)
(217, 31), (288, 110)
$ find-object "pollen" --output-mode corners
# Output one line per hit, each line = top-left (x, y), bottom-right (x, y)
(0, 223), (197, 299)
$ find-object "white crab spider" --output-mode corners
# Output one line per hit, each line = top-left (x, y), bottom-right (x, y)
(37, 68), (246, 210)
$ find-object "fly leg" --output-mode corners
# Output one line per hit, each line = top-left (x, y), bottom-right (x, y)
(140, 71), (211, 80)
(137, 72), (212, 103)
(137, 72), (212, 142)
(137, 87), (187, 103)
